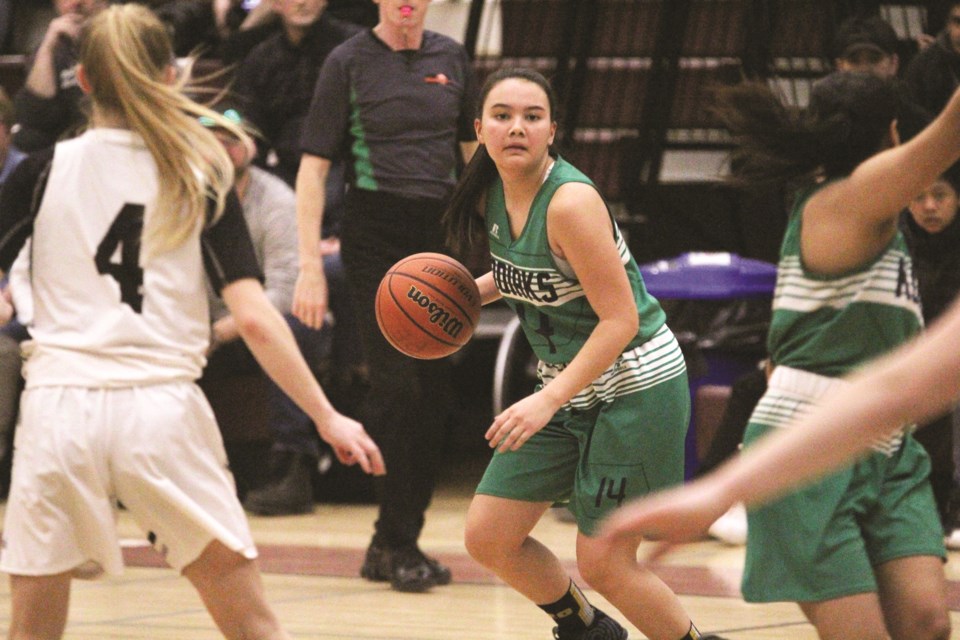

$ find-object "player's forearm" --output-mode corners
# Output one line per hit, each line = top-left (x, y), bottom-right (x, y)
(538, 315), (637, 409)
(715, 307), (960, 509)
(477, 272), (501, 305)
(225, 281), (335, 422)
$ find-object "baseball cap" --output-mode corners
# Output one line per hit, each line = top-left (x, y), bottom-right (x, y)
(833, 15), (899, 62)
(198, 104), (245, 130)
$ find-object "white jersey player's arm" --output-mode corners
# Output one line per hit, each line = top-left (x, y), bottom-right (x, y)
(221, 278), (385, 476)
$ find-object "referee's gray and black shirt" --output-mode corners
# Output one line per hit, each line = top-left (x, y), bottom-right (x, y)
(300, 28), (478, 202)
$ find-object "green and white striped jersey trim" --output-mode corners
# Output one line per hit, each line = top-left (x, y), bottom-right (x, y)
(538, 325), (687, 410)
(773, 252), (922, 320)
(751, 366), (906, 456)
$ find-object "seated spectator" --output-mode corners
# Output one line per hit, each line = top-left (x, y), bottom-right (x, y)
(229, 0), (369, 421)
(218, 0), (375, 64)
(832, 13), (932, 140)
(832, 13), (901, 78)
(0, 245), (32, 496)
(904, 0), (960, 115)
(901, 164), (960, 547)
(12, 0), (108, 152)
(197, 103), (334, 514)
(0, 87), (29, 493)
(0, 88), (25, 181)
(231, 0), (360, 187)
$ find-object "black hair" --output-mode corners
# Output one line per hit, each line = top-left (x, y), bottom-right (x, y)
(717, 71), (900, 188)
(940, 161), (960, 193)
(443, 67), (559, 255)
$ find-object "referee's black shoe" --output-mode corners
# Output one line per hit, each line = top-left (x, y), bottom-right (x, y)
(360, 541), (451, 593)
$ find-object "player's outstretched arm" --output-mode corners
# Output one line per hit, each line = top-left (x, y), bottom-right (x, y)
(600, 295), (960, 544)
(222, 278), (385, 476)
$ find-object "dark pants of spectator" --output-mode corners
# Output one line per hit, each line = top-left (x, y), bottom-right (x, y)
(913, 412), (956, 530)
(340, 188), (453, 550)
(694, 366), (767, 478)
(203, 312), (329, 459)
(0, 318), (28, 494)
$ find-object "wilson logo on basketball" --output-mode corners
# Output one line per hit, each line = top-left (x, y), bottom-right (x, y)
(405, 286), (465, 338)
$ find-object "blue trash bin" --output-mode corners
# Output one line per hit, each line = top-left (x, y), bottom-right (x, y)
(640, 252), (777, 478)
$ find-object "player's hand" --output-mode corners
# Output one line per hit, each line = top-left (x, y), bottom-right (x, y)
(292, 265), (328, 329)
(597, 479), (733, 557)
(316, 411), (386, 476)
(317, 411), (387, 476)
(486, 391), (561, 452)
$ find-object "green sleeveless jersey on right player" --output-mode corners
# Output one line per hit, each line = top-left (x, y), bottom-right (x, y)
(485, 156), (667, 365)
(742, 181), (940, 605)
(767, 182), (924, 377)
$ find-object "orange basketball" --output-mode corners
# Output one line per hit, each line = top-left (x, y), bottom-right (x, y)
(376, 252), (481, 359)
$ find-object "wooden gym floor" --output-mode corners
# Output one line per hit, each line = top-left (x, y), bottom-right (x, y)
(2, 454), (960, 639)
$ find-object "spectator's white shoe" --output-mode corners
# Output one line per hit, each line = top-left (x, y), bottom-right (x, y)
(708, 503), (748, 546)
(945, 528), (960, 551)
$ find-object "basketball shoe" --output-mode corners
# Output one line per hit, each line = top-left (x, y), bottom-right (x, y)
(360, 541), (452, 593)
(552, 609), (627, 640)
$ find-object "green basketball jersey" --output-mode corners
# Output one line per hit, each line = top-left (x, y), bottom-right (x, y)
(768, 182), (923, 376)
(485, 156), (667, 365)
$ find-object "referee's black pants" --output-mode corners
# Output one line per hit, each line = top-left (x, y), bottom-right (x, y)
(340, 188), (454, 549)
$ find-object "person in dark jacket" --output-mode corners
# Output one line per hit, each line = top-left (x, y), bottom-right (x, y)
(12, 0), (108, 152)
(902, 163), (960, 547)
(904, 0), (960, 116)
(231, 0), (360, 187)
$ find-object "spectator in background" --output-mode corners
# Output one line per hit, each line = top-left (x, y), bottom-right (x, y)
(13, 0), (108, 152)
(232, 0), (359, 188)
(833, 13), (901, 78)
(904, 0), (960, 116)
(833, 13), (932, 140)
(294, 0), (478, 593)
(219, 0), (376, 63)
(0, 88), (24, 180)
(231, 0), (366, 448)
(901, 164), (960, 548)
(197, 103), (333, 515)
(0, 87), (28, 494)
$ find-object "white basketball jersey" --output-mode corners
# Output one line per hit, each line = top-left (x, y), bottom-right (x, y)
(21, 129), (218, 387)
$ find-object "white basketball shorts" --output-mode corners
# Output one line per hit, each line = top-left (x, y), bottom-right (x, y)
(0, 382), (256, 578)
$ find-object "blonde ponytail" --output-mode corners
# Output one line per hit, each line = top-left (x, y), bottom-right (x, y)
(79, 5), (251, 260)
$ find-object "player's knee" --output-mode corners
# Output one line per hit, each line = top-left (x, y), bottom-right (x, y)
(575, 554), (619, 593)
(463, 521), (502, 567)
(906, 604), (951, 640)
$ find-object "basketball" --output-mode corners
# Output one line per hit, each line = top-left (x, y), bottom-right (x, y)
(376, 253), (482, 359)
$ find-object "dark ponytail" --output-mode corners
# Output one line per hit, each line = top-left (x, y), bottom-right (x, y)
(717, 71), (899, 188)
(444, 143), (498, 255)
